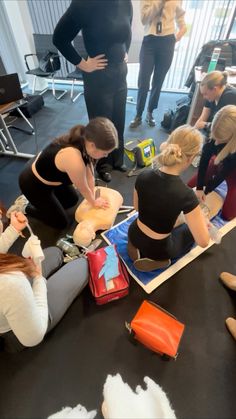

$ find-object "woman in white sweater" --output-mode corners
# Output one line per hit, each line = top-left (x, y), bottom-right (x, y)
(0, 210), (88, 352)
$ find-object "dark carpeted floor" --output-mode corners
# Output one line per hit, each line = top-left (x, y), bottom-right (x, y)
(0, 88), (236, 419)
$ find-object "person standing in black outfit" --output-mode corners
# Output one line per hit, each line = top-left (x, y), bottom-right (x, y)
(53, 0), (133, 183)
(130, 0), (186, 129)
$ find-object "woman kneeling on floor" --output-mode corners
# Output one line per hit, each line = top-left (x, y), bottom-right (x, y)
(18, 117), (118, 229)
(128, 125), (210, 272)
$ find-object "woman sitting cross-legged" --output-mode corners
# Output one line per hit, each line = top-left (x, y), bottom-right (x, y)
(0, 212), (88, 352)
(128, 125), (210, 272)
(18, 117), (118, 229)
(188, 105), (236, 221)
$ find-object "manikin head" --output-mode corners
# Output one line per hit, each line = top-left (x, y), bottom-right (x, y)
(73, 220), (96, 247)
(200, 70), (228, 102)
(155, 124), (203, 172)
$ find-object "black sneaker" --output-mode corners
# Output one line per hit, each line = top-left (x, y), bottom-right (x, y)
(129, 115), (142, 129)
(146, 112), (156, 127)
(97, 171), (112, 183)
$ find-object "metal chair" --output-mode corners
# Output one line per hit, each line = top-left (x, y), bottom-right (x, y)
(66, 35), (88, 103)
(24, 34), (67, 100)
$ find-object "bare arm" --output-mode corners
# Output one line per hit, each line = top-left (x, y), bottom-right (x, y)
(194, 107), (211, 130)
(133, 188), (138, 211)
(175, 2), (187, 41)
(86, 163), (95, 198)
(56, 148), (96, 206)
(175, 24), (187, 42)
(184, 205), (210, 248)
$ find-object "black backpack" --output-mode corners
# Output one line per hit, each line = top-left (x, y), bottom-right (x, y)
(161, 96), (191, 133)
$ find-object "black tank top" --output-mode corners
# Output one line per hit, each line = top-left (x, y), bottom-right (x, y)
(34, 141), (93, 185)
(135, 168), (199, 234)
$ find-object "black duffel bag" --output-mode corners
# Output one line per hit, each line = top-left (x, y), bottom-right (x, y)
(161, 96), (191, 133)
(10, 94), (44, 118)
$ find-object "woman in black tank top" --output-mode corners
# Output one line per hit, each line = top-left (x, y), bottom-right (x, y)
(128, 125), (211, 271)
(19, 117), (118, 229)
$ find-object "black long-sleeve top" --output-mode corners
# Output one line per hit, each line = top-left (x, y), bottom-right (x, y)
(53, 0), (133, 66)
(197, 139), (236, 194)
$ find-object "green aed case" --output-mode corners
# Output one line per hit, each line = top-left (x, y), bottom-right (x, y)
(124, 138), (156, 168)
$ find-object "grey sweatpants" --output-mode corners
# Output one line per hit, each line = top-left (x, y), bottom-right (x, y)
(45, 248), (88, 331)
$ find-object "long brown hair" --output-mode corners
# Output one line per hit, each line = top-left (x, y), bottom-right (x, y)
(53, 117), (118, 151)
(0, 253), (34, 277)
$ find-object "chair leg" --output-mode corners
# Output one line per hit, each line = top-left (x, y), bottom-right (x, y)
(72, 91), (84, 103)
(32, 76), (36, 94)
(51, 77), (67, 101)
(16, 108), (34, 133)
(70, 79), (84, 103)
(70, 80), (75, 101)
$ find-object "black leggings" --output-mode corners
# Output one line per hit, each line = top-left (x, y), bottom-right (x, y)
(83, 62), (127, 172)
(19, 161), (79, 229)
(128, 219), (194, 260)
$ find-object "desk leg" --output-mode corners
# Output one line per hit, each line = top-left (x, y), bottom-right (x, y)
(0, 114), (34, 159)
(16, 108), (34, 132)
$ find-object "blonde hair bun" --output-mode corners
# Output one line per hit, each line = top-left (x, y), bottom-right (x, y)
(154, 124), (203, 168)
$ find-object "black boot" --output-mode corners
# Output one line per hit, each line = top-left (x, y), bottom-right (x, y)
(129, 115), (142, 128)
(97, 171), (112, 183)
(146, 111), (156, 127)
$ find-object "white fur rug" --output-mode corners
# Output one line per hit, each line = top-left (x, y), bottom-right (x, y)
(48, 405), (97, 419)
(47, 374), (176, 419)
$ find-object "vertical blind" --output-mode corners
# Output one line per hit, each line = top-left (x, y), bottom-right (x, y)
(0, 2), (26, 79)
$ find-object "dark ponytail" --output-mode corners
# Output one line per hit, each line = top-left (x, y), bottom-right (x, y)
(53, 124), (86, 147)
(52, 117), (118, 151)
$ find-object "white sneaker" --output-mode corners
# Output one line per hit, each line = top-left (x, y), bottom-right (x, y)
(6, 195), (29, 218)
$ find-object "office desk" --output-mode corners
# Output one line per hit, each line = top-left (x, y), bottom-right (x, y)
(0, 101), (35, 159)
(187, 67), (236, 126)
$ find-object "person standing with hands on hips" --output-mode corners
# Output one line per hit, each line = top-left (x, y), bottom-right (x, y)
(130, 0), (186, 129)
(53, 0), (133, 183)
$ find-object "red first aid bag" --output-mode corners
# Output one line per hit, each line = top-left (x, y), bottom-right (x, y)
(87, 244), (129, 305)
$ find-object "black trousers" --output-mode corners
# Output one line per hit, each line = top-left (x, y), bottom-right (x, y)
(19, 160), (79, 229)
(83, 62), (127, 172)
(136, 35), (176, 116)
(128, 219), (194, 260)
